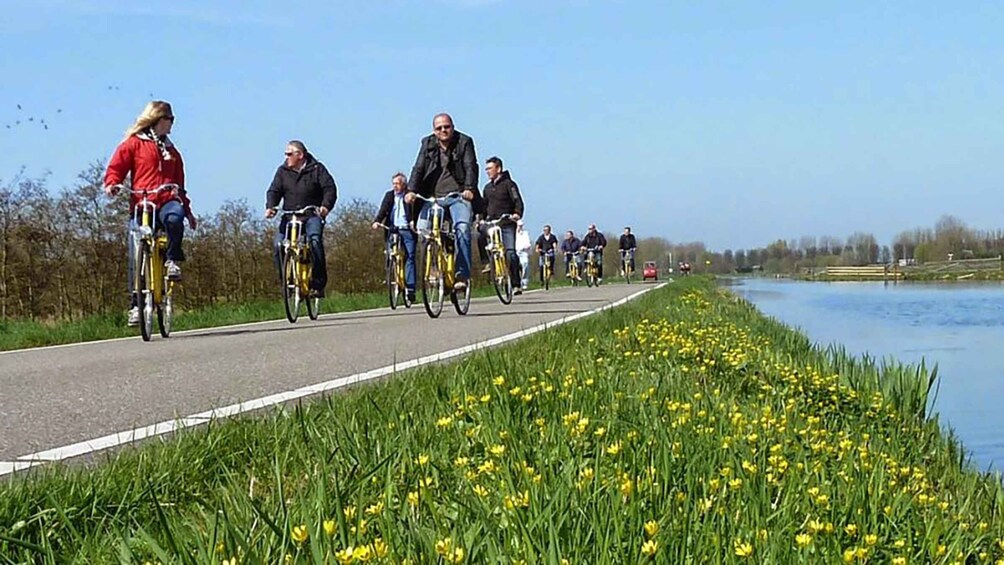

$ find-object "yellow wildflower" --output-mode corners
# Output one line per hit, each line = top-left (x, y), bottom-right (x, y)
(291, 524), (308, 544)
(324, 519), (337, 537)
(644, 520), (659, 538)
(641, 539), (658, 557)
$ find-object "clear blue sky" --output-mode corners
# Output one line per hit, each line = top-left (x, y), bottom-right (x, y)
(2, 0), (1002, 250)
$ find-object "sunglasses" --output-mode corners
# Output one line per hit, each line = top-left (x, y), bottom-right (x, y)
(163, 115), (175, 122)
(435, 125), (453, 131)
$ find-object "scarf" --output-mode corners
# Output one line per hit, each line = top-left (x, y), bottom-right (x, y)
(146, 128), (172, 161)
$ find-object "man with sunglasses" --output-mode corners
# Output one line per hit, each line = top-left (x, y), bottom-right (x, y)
(405, 113), (480, 291)
(265, 140), (338, 297)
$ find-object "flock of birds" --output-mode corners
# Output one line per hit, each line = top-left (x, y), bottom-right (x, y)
(5, 86), (156, 132)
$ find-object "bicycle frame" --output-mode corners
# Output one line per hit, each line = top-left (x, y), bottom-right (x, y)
(275, 205), (320, 322)
(414, 194), (458, 289)
(127, 184), (179, 307)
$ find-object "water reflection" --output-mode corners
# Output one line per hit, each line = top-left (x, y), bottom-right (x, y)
(731, 278), (1004, 472)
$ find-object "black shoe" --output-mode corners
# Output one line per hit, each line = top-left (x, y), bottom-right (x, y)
(406, 290), (416, 302)
(514, 288), (523, 296)
(308, 288), (325, 298)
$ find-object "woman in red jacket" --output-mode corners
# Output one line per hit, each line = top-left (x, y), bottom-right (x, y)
(104, 100), (197, 326)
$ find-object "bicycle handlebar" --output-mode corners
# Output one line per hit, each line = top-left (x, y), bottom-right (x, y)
(121, 183), (181, 196)
(274, 205), (320, 217)
(481, 213), (515, 227)
(411, 192), (462, 204)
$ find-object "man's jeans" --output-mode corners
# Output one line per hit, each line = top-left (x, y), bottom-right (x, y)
(273, 215), (327, 292)
(387, 228), (417, 291)
(127, 200), (185, 304)
(479, 222), (521, 288)
(417, 195), (472, 281)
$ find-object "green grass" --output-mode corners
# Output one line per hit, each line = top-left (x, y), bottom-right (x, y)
(1, 277), (1001, 564)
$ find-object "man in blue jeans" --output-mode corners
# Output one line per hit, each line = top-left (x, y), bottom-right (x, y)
(405, 113), (480, 290)
(372, 172), (417, 302)
(265, 140), (337, 297)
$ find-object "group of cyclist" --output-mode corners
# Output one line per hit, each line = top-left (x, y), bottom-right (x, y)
(103, 102), (638, 326)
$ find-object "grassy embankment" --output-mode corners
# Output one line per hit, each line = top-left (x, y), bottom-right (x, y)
(2, 277), (1002, 563)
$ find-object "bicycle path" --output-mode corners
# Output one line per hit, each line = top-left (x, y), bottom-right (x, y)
(0, 283), (660, 473)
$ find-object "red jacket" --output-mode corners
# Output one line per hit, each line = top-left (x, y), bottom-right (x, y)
(105, 134), (191, 213)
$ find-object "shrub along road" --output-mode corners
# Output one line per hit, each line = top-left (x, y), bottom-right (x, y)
(0, 283), (656, 470)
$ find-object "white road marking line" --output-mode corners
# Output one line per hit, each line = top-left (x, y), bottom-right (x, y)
(4, 284), (664, 476)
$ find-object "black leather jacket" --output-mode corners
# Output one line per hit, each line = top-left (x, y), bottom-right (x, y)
(407, 131), (478, 198)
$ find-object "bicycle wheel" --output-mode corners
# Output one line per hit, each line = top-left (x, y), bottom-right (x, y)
(491, 252), (513, 305)
(301, 250), (319, 321)
(281, 250), (300, 323)
(386, 255), (399, 310)
(587, 265), (597, 288)
(544, 260), (551, 291)
(157, 288), (172, 338)
(421, 240), (445, 318)
(306, 294), (320, 320)
(137, 243), (154, 341)
(625, 261), (632, 284)
(451, 273), (472, 315)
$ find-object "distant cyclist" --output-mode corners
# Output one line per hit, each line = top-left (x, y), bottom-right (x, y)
(581, 224), (607, 282)
(534, 224), (559, 286)
(372, 172), (417, 303)
(104, 100), (196, 327)
(405, 113), (480, 291)
(265, 140), (338, 298)
(515, 220), (532, 289)
(618, 226), (637, 276)
(560, 229), (583, 280)
(479, 156), (524, 294)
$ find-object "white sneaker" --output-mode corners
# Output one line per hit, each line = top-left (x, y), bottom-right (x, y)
(127, 306), (140, 327)
(166, 260), (182, 281)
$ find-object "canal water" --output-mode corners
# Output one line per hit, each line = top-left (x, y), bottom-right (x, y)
(731, 278), (1004, 473)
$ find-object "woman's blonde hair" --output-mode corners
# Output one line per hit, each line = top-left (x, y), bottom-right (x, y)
(123, 100), (173, 141)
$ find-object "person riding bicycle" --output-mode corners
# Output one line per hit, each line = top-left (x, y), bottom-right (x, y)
(618, 226), (637, 276)
(516, 220), (532, 289)
(479, 156), (524, 295)
(405, 113), (480, 291)
(265, 140), (337, 298)
(372, 172), (417, 302)
(581, 224), (607, 282)
(104, 100), (196, 327)
(560, 230), (583, 280)
(534, 224), (559, 285)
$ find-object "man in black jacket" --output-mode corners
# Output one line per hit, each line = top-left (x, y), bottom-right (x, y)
(582, 224), (607, 282)
(405, 113), (479, 290)
(618, 226), (637, 275)
(560, 230), (583, 279)
(479, 156), (525, 293)
(534, 224), (559, 285)
(265, 140), (337, 297)
(372, 172), (417, 301)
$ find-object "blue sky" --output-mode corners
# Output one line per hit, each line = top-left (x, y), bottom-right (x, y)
(1, 1), (1002, 250)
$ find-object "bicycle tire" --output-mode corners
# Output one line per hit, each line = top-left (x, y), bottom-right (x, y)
(452, 275), (472, 315)
(491, 252), (513, 305)
(281, 250), (300, 323)
(138, 243), (154, 341)
(386, 255), (399, 310)
(544, 260), (551, 291)
(421, 240), (445, 318)
(157, 290), (172, 338)
(306, 296), (320, 320)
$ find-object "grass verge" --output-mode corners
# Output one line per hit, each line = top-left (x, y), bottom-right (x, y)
(1, 277), (1001, 563)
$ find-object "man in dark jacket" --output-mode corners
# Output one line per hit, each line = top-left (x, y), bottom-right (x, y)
(618, 226), (637, 275)
(560, 230), (583, 280)
(265, 140), (337, 297)
(479, 156), (524, 293)
(534, 224), (559, 285)
(582, 224), (608, 282)
(372, 172), (417, 301)
(405, 113), (479, 290)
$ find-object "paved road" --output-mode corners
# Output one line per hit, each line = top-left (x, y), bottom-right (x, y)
(0, 284), (653, 466)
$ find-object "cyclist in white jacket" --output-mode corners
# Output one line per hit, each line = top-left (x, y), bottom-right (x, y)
(515, 220), (532, 289)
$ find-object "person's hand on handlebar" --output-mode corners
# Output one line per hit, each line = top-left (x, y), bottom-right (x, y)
(404, 192), (416, 204)
(104, 184), (122, 197)
(371, 222), (382, 230)
(186, 212), (198, 230)
(319, 206), (330, 219)
(461, 188), (474, 202)
(264, 207), (277, 219)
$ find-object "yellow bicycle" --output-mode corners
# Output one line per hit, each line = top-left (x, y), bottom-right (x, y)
(482, 214), (515, 304)
(583, 246), (601, 288)
(565, 251), (581, 287)
(276, 205), (320, 323)
(379, 224), (413, 310)
(540, 250), (555, 291)
(126, 184), (181, 342)
(414, 193), (471, 318)
(621, 248), (636, 284)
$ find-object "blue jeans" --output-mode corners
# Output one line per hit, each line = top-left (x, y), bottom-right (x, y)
(418, 195), (472, 280)
(387, 228), (416, 291)
(127, 200), (185, 302)
(273, 215), (327, 292)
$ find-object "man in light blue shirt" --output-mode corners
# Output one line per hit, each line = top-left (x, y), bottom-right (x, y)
(372, 172), (417, 301)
